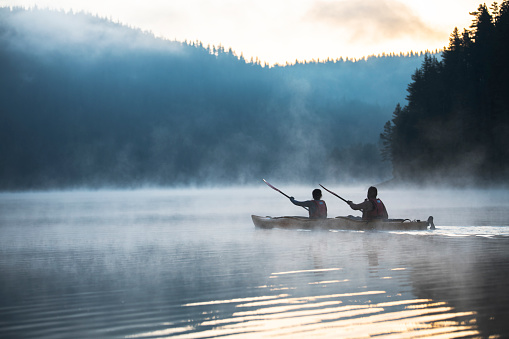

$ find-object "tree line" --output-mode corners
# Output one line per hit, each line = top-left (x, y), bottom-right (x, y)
(0, 7), (428, 190)
(380, 1), (509, 186)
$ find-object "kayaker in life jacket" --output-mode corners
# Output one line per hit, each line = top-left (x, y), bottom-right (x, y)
(290, 189), (327, 219)
(347, 186), (389, 220)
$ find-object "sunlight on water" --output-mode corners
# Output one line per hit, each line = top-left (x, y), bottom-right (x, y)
(128, 288), (479, 338)
(0, 187), (508, 338)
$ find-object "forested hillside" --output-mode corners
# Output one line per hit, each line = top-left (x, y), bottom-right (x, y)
(0, 8), (428, 190)
(380, 1), (509, 186)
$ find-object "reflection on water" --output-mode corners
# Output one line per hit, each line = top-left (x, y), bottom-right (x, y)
(164, 295), (477, 338)
(0, 188), (508, 338)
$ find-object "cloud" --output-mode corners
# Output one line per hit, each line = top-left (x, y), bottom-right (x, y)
(306, 0), (444, 44)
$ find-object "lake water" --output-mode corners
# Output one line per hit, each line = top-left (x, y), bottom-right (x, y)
(1, 187), (509, 338)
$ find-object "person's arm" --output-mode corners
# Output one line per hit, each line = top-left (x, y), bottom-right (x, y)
(290, 197), (313, 208)
(348, 200), (373, 211)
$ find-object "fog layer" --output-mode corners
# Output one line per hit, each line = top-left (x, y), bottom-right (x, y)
(0, 8), (429, 189)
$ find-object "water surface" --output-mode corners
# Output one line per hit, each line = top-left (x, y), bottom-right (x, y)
(1, 187), (508, 338)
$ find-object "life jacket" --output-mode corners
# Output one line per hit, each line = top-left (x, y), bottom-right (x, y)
(365, 198), (388, 220)
(310, 200), (327, 219)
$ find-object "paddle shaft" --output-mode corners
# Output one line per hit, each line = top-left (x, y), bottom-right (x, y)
(263, 179), (290, 199)
(263, 179), (308, 211)
(319, 184), (349, 204)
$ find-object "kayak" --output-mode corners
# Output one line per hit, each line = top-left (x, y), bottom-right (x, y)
(251, 215), (434, 231)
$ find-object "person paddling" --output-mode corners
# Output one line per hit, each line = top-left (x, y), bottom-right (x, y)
(290, 189), (327, 219)
(347, 186), (388, 220)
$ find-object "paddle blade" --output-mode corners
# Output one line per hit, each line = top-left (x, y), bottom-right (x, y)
(263, 178), (276, 190)
(263, 179), (291, 199)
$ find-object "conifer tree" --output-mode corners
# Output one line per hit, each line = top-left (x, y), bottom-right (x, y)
(380, 1), (509, 183)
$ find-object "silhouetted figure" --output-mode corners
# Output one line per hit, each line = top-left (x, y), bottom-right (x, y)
(347, 186), (388, 220)
(290, 189), (327, 219)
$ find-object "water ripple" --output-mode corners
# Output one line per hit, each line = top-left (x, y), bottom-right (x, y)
(127, 292), (479, 338)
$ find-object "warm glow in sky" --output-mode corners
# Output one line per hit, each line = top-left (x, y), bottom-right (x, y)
(0, 0), (486, 64)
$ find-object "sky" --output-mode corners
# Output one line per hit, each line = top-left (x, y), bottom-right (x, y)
(0, 0), (487, 65)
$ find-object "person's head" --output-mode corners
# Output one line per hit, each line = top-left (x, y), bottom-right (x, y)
(367, 186), (377, 199)
(312, 189), (322, 200)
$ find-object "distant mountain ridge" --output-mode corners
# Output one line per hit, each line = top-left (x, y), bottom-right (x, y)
(0, 7), (431, 189)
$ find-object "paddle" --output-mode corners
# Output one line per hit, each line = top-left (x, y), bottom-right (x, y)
(319, 184), (350, 204)
(263, 179), (308, 211)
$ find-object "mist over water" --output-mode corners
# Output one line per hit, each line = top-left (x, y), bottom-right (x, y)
(1, 187), (508, 338)
(1, 5), (508, 337)
(0, 8), (431, 190)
